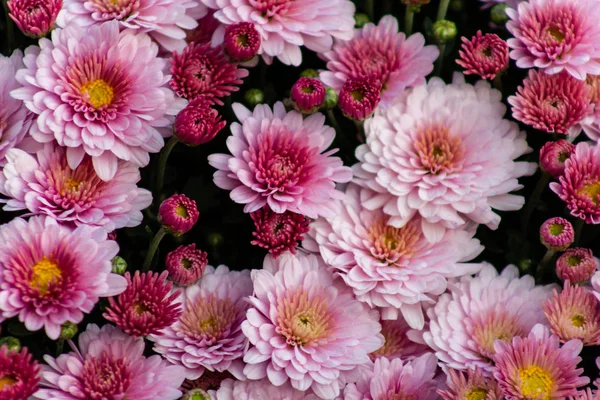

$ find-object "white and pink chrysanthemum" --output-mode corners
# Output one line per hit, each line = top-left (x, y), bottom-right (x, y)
(420, 264), (554, 375)
(11, 21), (185, 182)
(343, 354), (439, 400)
(353, 73), (536, 242)
(0, 144), (152, 231)
(208, 102), (352, 218)
(0, 216), (126, 339)
(369, 316), (431, 362)
(506, 0), (600, 80)
(35, 324), (186, 399)
(241, 252), (384, 400)
(214, 378), (319, 400)
(304, 184), (483, 329)
(58, 0), (206, 53)
(149, 265), (253, 381)
(201, 0), (355, 66)
(320, 16), (439, 108)
(0, 50), (34, 166)
(494, 324), (589, 399)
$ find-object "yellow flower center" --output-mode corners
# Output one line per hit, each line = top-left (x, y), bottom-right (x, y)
(175, 204), (189, 218)
(548, 222), (564, 236)
(0, 375), (16, 389)
(81, 79), (114, 109)
(571, 314), (585, 327)
(466, 388), (488, 400)
(30, 257), (62, 295)
(547, 26), (565, 42)
(64, 177), (81, 192)
(519, 366), (554, 400)
(368, 218), (421, 264)
(277, 290), (334, 346)
(579, 182), (600, 206)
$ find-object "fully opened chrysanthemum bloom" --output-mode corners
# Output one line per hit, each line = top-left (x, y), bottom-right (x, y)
(438, 367), (504, 400)
(369, 316), (431, 361)
(493, 324), (589, 399)
(506, 0), (600, 80)
(0, 144), (152, 232)
(35, 324), (186, 399)
(11, 21), (184, 181)
(543, 282), (600, 345)
(581, 75), (600, 141)
(186, 10), (220, 45)
(550, 142), (600, 224)
(8, 0), (61, 38)
(320, 16), (439, 108)
(557, 248), (599, 284)
(343, 354), (438, 400)
(540, 140), (576, 178)
(215, 379), (319, 400)
(58, 0), (205, 52)
(208, 102), (352, 218)
(201, 0), (355, 66)
(353, 74), (536, 242)
(0, 216), (126, 339)
(420, 264), (554, 375)
(457, 31), (508, 80)
(250, 206), (310, 258)
(165, 244), (208, 286)
(242, 252), (384, 400)
(0, 345), (40, 399)
(304, 184), (483, 329)
(150, 265), (253, 380)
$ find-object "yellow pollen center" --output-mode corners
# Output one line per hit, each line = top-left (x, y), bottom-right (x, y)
(414, 124), (465, 174)
(175, 204), (189, 218)
(65, 177), (81, 191)
(30, 257), (62, 295)
(200, 317), (217, 331)
(368, 219), (421, 264)
(0, 375), (16, 389)
(81, 79), (114, 109)
(277, 290), (333, 347)
(571, 314), (585, 327)
(466, 388), (488, 400)
(519, 366), (554, 400)
(547, 26), (565, 42)
(133, 302), (150, 315)
(579, 182), (600, 205)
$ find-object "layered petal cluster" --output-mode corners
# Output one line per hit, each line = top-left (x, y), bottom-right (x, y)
(0, 216), (126, 339)
(12, 21), (184, 181)
(214, 378), (318, 400)
(369, 316), (431, 361)
(8, 0), (61, 38)
(320, 16), (439, 108)
(150, 265), (253, 380)
(421, 264), (554, 374)
(456, 31), (508, 79)
(304, 184), (483, 329)
(0, 345), (40, 399)
(201, 0), (356, 66)
(241, 253), (384, 400)
(0, 144), (152, 231)
(208, 102), (352, 218)
(353, 74), (536, 241)
(35, 324), (186, 399)
(438, 367), (504, 400)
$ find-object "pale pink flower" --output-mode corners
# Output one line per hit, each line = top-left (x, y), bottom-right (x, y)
(353, 74), (536, 242)
(369, 316), (431, 361)
(208, 102), (352, 218)
(214, 379), (319, 400)
(438, 367), (504, 400)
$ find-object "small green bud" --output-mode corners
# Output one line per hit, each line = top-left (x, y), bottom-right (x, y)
(490, 3), (510, 25)
(354, 13), (370, 28)
(300, 69), (319, 78)
(207, 232), (223, 248)
(244, 89), (264, 106)
(60, 322), (78, 340)
(518, 259), (533, 274)
(450, 0), (463, 12)
(111, 256), (128, 275)
(432, 20), (457, 44)
(324, 87), (338, 109)
(182, 389), (211, 400)
(0, 337), (21, 352)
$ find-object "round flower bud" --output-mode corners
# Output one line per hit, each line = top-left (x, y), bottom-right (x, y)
(556, 248), (598, 285)
(111, 256), (128, 275)
(159, 194), (199, 236)
(456, 31), (508, 80)
(207, 232), (223, 248)
(490, 3), (510, 26)
(354, 13), (370, 28)
(59, 322), (78, 340)
(175, 98), (227, 146)
(433, 20), (458, 44)
(290, 77), (326, 114)
(539, 139), (575, 179)
(540, 217), (575, 251)
(165, 244), (208, 286)
(338, 76), (382, 121)
(300, 69), (319, 78)
(7, 0), (61, 38)
(223, 22), (261, 62)
(182, 389), (211, 400)
(0, 337), (21, 352)
(324, 87), (339, 109)
(244, 88), (264, 106)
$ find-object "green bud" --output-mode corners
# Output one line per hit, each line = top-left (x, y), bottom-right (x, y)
(518, 259), (533, 274)
(244, 89), (264, 106)
(300, 69), (319, 78)
(182, 389), (211, 400)
(111, 256), (128, 275)
(0, 337), (21, 352)
(324, 87), (338, 109)
(490, 3), (510, 25)
(450, 0), (463, 12)
(60, 322), (78, 340)
(432, 20), (457, 44)
(207, 232), (223, 248)
(354, 13), (370, 28)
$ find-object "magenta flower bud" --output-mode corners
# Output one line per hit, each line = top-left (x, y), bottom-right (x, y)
(456, 31), (508, 80)
(175, 98), (226, 146)
(290, 77), (326, 114)
(250, 206), (310, 258)
(540, 217), (574, 251)
(224, 22), (261, 62)
(165, 244), (208, 286)
(556, 248), (598, 285)
(540, 139), (575, 178)
(7, 0), (61, 38)
(338, 77), (382, 121)
(159, 194), (199, 236)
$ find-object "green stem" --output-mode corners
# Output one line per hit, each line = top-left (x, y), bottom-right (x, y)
(435, 44), (446, 76)
(404, 6), (414, 35)
(520, 172), (550, 232)
(436, 0), (451, 21)
(56, 339), (64, 356)
(142, 228), (166, 272)
(2, 0), (15, 54)
(574, 218), (585, 245)
(536, 249), (556, 282)
(155, 136), (179, 196)
(492, 74), (503, 91)
(327, 110), (341, 133)
(366, 0), (374, 22)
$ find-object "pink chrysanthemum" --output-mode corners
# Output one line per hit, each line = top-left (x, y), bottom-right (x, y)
(241, 252), (383, 400)
(12, 22), (184, 181)
(58, 0), (205, 52)
(550, 142), (600, 223)
(420, 264), (554, 375)
(223, 22), (261, 62)
(343, 354), (438, 400)
(208, 102), (352, 218)
(493, 324), (589, 399)
(181, 370), (233, 394)
(457, 31), (508, 79)
(170, 42), (248, 105)
(506, 0), (600, 80)
(0, 345), (40, 399)
(320, 16), (439, 108)
(540, 139), (576, 178)
(8, 0), (61, 38)
(202, 0), (355, 66)
(509, 70), (593, 135)
(369, 316), (430, 361)
(175, 97), (227, 146)
(35, 324), (186, 399)
(543, 282), (600, 345)
(159, 194), (199, 235)
(150, 265), (252, 380)
(540, 217), (575, 251)
(0, 216), (126, 339)
(570, 389), (600, 400)
(0, 144), (152, 232)
(338, 77), (382, 121)
(0, 51), (33, 166)
(557, 248), (599, 285)
(104, 271), (182, 337)
(581, 75), (600, 141)
(165, 244), (208, 286)
(250, 206), (310, 258)
(304, 184), (483, 329)
(438, 367), (504, 400)
(291, 77), (326, 114)
(215, 379), (318, 400)
(353, 74), (536, 242)
(186, 10), (221, 44)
